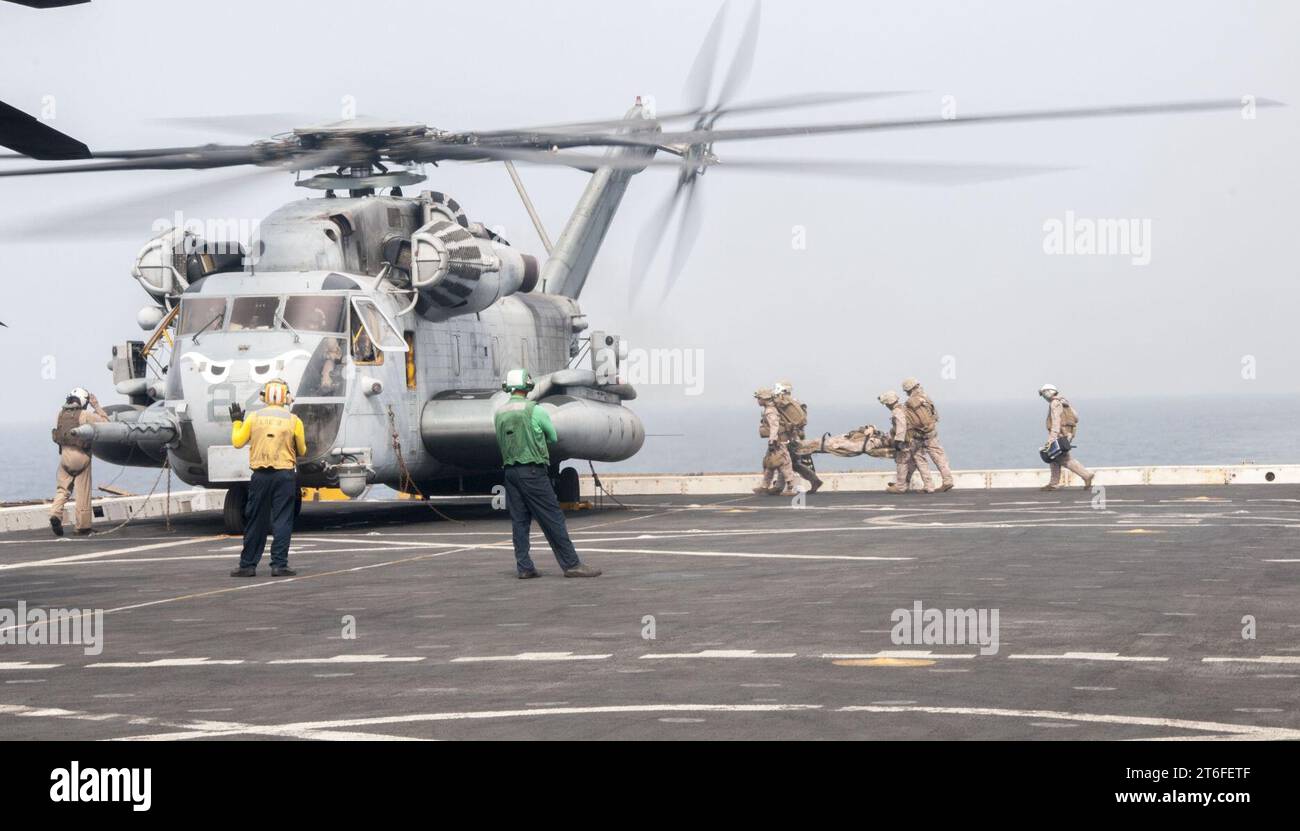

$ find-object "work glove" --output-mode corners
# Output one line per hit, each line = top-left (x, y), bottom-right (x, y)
(229, 403), (245, 423)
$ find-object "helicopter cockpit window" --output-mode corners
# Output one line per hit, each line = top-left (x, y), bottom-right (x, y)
(283, 296), (346, 333)
(178, 297), (227, 335)
(229, 296), (281, 331)
(351, 312), (382, 365)
(349, 297), (408, 352)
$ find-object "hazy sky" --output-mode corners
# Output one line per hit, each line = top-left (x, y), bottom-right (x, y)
(1, 0), (1297, 423)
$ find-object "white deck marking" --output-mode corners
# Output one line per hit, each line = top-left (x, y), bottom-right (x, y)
(267, 654), (425, 665)
(451, 652), (611, 663)
(1203, 656), (1300, 665)
(265, 703), (823, 733)
(821, 650), (976, 660)
(0, 661), (62, 670)
(575, 546), (907, 562)
(12, 541), (497, 626)
(640, 650), (796, 659)
(0, 536), (220, 572)
(837, 705), (1300, 739)
(119, 704), (823, 740)
(1008, 652), (1168, 663)
(87, 657), (246, 668)
(0, 703), (422, 741)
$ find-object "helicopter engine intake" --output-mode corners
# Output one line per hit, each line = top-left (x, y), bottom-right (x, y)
(410, 218), (539, 322)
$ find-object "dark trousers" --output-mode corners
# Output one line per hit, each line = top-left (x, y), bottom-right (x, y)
(240, 468), (297, 570)
(502, 464), (581, 574)
(789, 442), (822, 486)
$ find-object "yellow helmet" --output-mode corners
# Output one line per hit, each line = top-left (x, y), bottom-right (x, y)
(261, 378), (291, 406)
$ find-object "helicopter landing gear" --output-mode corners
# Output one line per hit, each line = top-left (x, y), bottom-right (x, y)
(555, 466), (581, 505)
(222, 485), (247, 535)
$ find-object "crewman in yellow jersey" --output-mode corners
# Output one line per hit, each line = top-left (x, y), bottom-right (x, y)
(228, 379), (307, 577)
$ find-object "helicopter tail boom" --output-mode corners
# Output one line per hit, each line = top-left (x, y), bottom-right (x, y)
(542, 102), (659, 299)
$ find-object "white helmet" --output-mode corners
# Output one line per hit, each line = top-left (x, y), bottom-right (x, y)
(67, 387), (90, 408)
(1038, 383), (1058, 399)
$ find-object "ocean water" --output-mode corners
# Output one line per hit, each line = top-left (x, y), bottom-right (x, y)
(610, 394), (1300, 475)
(7, 394), (1300, 502)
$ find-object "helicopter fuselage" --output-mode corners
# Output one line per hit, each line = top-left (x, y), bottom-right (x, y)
(101, 188), (645, 498)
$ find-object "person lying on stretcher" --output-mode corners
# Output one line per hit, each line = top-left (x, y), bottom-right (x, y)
(793, 424), (895, 459)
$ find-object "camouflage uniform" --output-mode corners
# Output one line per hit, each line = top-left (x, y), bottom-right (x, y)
(889, 401), (933, 493)
(754, 390), (800, 495)
(905, 385), (953, 490)
(50, 402), (107, 532)
(1045, 395), (1093, 488)
(783, 395), (822, 492)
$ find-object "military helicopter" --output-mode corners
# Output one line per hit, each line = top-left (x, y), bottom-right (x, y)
(0, 1), (1273, 532)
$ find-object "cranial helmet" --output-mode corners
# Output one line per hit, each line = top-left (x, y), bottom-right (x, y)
(67, 387), (90, 408)
(262, 379), (291, 406)
(901, 377), (921, 393)
(503, 368), (534, 392)
(878, 390), (899, 406)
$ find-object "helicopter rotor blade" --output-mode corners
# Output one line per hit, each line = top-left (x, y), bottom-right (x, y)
(0, 99), (91, 160)
(0, 144), (351, 178)
(682, 1), (730, 114)
(692, 90), (912, 122)
(456, 91), (911, 140)
(151, 113), (319, 138)
(463, 146), (1070, 185)
(3, 1), (89, 9)
(660, 177), (704, 301)
(479, 97), (1276, 155)
(656, 156), (1071, 184)
(0, 147), (267, 177)
(0, 166), (280, 241)
(640, 98), (1282, 147)
(712, 1), (761, 112)
(628, 182), (689, 306)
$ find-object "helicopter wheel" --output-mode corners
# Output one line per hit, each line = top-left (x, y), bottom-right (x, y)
(556, 466), (581, 505)
(223, 485), (247, 535)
